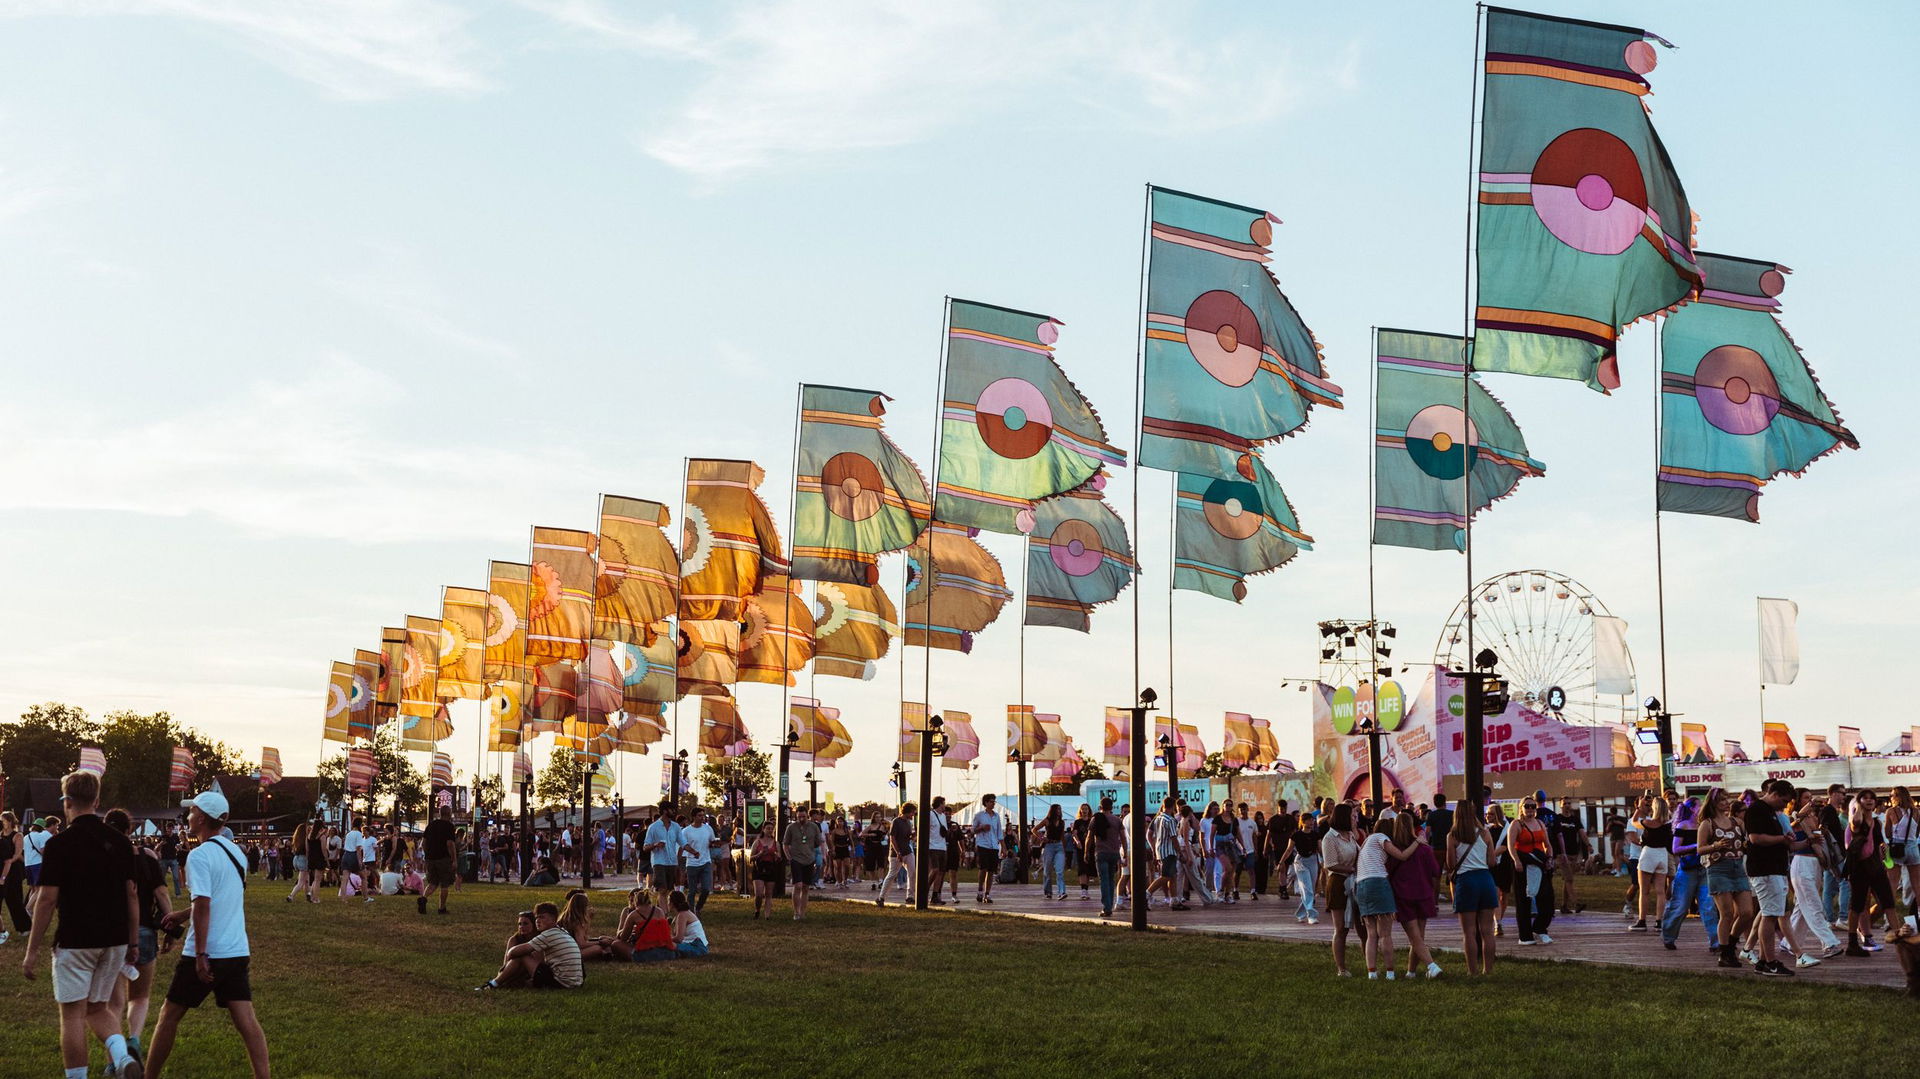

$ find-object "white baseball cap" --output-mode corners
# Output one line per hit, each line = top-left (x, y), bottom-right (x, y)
(186, 789), (230, 821)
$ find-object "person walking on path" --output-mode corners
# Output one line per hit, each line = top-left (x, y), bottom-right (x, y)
(1632, 798), (1672, 932)
(1788, 801), (1844, 961)
(1039, 805), (1067, 901)
(144, 789), (269, 1079)
(19, 771), (144, 1079)
(338, 821), (363, 903)
(1846, 790), (1899, 955)
(283, 820), (317, 904)
(1887, 786), (1920, 924)
(876, 804), (915, 908)
(1745, 779), (1797, 976)
(1286, 812), (1321, 924)
(1507, 797), (1555, 945)
(1088, 797), (1124, 918)
(782, 808), (820, 920)
(1697, 787), (1757, 970)
(1148, 798), (1185, 911)
(972, 795), (1005, 903)
(107, 809), (170, 1062)
(643, 804), (682, 894)
(1660, 796), (1720, 953)
(923, 797), (950, 904)
(420, 806), (458, 916)
(748, 823), (781, 918)
(678, 807), (716, 912)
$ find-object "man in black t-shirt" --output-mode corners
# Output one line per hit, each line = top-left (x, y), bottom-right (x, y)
(1263, 806), (1297, 898)
(20, 770), (142, 1079)
(1745, 779), (1796, 976)
(420, 807), (458, 916)
(876, 804), (915, 908)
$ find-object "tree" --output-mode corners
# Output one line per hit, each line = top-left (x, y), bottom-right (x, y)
(472, 773), (505, 816)
(95, 710), (246, 808)
(316, 728), (427, 819)
(532, 748), (608, 809)
(1193, 751), (1242, 780)
(697, 748), (772, 809)
(1032, 760), (1105, 796)
(1, 703), (101, 810)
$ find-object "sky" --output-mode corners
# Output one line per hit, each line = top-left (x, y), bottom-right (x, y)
(2, 0), (1913, 806)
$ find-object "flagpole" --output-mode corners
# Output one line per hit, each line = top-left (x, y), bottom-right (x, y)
(1459, 5), (1486, 807)
(1130, 185), (1152, 708)
(673, 459), (689, 771)
(1653, 316), (1673, 785)
(783, 385), (803, 792)
(1367, 325), (1379, 692)
(1165, 481), (1177, 737)
(923, 298), (952, 808)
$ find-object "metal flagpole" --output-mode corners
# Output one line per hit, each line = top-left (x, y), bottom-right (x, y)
(923, 299), (952, 820)
(1653, 319), (1676, 787)
(1459, 5), (1488, 808)
(1130, 185), (1151, 715)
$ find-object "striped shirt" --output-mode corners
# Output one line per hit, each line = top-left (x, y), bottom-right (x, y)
(530, 927), (583, 988)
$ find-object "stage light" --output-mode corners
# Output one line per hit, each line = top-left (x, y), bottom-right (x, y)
(1139, 687), (1158, 707)
(1296, 683), (1309, 692)
(1643, 696), (1661, 711)
(1341, 636), (1357, 647)
(1381, 627), (1397, 639)
(1320, 648), (1335, 660)
(1377, 645), (1391, 658)
(1319, 623), (1339, 638)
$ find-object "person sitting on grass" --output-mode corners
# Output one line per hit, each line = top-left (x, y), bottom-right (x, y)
(475, 901), (581, 991)
(669, 890), (709, 958)
(507, 910), (536, 948)
(524, 856), (559, 888)
(558, 890), (610, 961)
(624, 886), (676, 964)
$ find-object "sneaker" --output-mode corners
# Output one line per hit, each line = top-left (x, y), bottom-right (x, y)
(1336, 969), (1351, 977)
(1170, 903), (1191, 912)
(473, 981), (496, 992)
(1518, 938), (1538, 946)
(118, 1055), (145, 1079)
(1795, 953), (1821, 969)
(1739, 949), (1757, 966)
(1307, 916), (1319, 925)
(1819, 943), (1846, 959)
(1537, 934), (1554, 945)
(1862, 938), (1883, 952)
(1426, 962), (1443, 979)
(1384, 971), (1396, 981)
(0, 931), (8, 945)
(1622, 902), (1634, 917)
(1845, 943), (1870, 957)
(1755, 960), (1792, 977)
(1630, 920), (1647, 932)
(1717, 951), (1743, 969)
(1663, 940), (1676, 951)
(1366, 971), (1378, 979)
(1100, 909), (1113, 918)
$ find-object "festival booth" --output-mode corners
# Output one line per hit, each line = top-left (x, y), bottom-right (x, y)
(1227, 772), (1315, 818)
(1671, 763), (1725, 794)
(1721, 756), (1853, 793)
(1316, 667), (1636, 813)
(1846, 754), (1920, 793)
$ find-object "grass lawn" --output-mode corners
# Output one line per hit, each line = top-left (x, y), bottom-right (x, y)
(4, 876), (1912, 1078)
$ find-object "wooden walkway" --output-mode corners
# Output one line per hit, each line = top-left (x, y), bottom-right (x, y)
(818, 880), (1909, 990)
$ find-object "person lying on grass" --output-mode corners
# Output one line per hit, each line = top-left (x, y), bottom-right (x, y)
(475, 902), (582, 991)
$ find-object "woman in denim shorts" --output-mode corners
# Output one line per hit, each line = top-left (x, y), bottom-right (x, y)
(1696, 788), (1755, 969)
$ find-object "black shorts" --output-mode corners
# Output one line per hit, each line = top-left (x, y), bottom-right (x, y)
(166, 955), (251, 1009)
(649, 865), (677, 890)
(1850, 862), (1896, 914)
(789, 861), (816, 887)
(977, 850), (1001, 872)
(531, 962), (566, 989)
(753, 860), (783, 884)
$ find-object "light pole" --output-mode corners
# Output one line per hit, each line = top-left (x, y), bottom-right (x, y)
(1449, 648), (1503, 810)
(1120, 688), (1158, 932)
(1009, 750), (1030, 884)
(805, 771), (820, 813)
(889, 762), (906, 809)
(668, 749), (689, 811)
(915, 713), (949, 911)
(1645, 697), (1676, 791)
(580, 762), (597, 888)
(775, 725), (799, 899)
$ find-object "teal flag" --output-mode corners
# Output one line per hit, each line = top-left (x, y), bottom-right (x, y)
(1141, 186), (1341, 478)
(792, 385), (932, 586)
(936, 299), (1125, 534)
(1374, 329), (1544, 552)
(1173, 454), (1310, 602)
(1023, 477), (1134, 632)
(1658, 255), (1857, 521)
(1475, 7), (1700, 392)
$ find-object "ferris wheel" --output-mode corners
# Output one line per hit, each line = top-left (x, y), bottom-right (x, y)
(1433, 569), (1637, 727)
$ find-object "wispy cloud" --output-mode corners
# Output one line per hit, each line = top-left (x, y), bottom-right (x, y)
(534, 0), (1338, 180)
(325, 242), (520, 362)
(0, 353), (629, 543)
(510, 0), (709, 59)
(0, 0), (487, 99)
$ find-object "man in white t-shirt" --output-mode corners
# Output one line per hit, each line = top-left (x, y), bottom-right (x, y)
(677, 807), (716, 912)
(923, 797), (949, 905)
(146, 788), (270, 1079)
(973, 795), (1005, 903)
(339, 823), (364, 901)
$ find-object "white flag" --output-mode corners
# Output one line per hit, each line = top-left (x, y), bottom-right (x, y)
(1593, 616), (1634, 695)
(1757, 597), (1799, 685)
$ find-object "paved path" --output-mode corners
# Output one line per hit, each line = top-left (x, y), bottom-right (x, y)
(818, 880), (1909, 990)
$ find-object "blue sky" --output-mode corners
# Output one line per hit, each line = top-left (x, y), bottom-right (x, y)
(2, 1), (1910, 803)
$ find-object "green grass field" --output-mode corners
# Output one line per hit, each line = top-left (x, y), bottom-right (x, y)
(4, 876), (1913, 1078)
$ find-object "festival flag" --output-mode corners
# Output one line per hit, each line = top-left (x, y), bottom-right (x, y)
(699, 695), (750, 760)
(1594, 616), (1635, 696)
(400, 704), (452, 751)
(438, 587), (489, 700)
(345, 746), (378, 793)
(899, 703), (926, 764)
(1103, 707), (1130, 773)
(1272, 758), (1298, 774)
(810, 581), (897, 680)
(1723, 739), (1749, 762)
(902, 523), (1011, 653)
(1049, 741), (1084, 784)
(399, 615), (443, 721)
(1801, 733), (1836, 758)
(1838, 725), (1864, 756)
(936, 299), (1124, 533)
(1024, 478), (1134, 632)
(529, 527), (595, 661)
(1155, 719), (1205, 771)
(587, 766), (614, 802)
(940, 711), (979, 770)
(528, 661), (577, 734)
(790, 697), (838, 756)
(485, 561), (533, 682)
(792, 385), (932, 585)
(1757, 597), (1799, 685)
(594, 495), (678, 642)
(1007, 705), (1045, 762)
(1658, 256), (1857, 520)
(379, 626), (407, 710)
(1473, 7), (1700, 392)
(1373, 329), (1544, 551)
(509, 747), (533, 794)
(814, 710), (853, 769)
(75, 746), (106, 777)
(1762, 722), (1799, 760)
(324, 660), (355, 743)
(1140, 186), (1341, 478)
(1034, 715), (1066, 766)
(486, 680), (528, 751)
(676, 619), (742, 697)
(1223, 712), (1257, 769)
(611, 707), (668, 753)
(166, 747), (195, 793)
(680, 459), (787, 622)
(1174, 453), (1312, 601)
(1249, 716), (1280, 769)
(607, 632), (679, 708)
(1680, 722), (1713, 761)
(350, 649), (381, 738)
(429, 751), (454, 787)
(737, 575), (817, 686)
(258, 747), (282, 787)
(574, 645), (622, 734)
